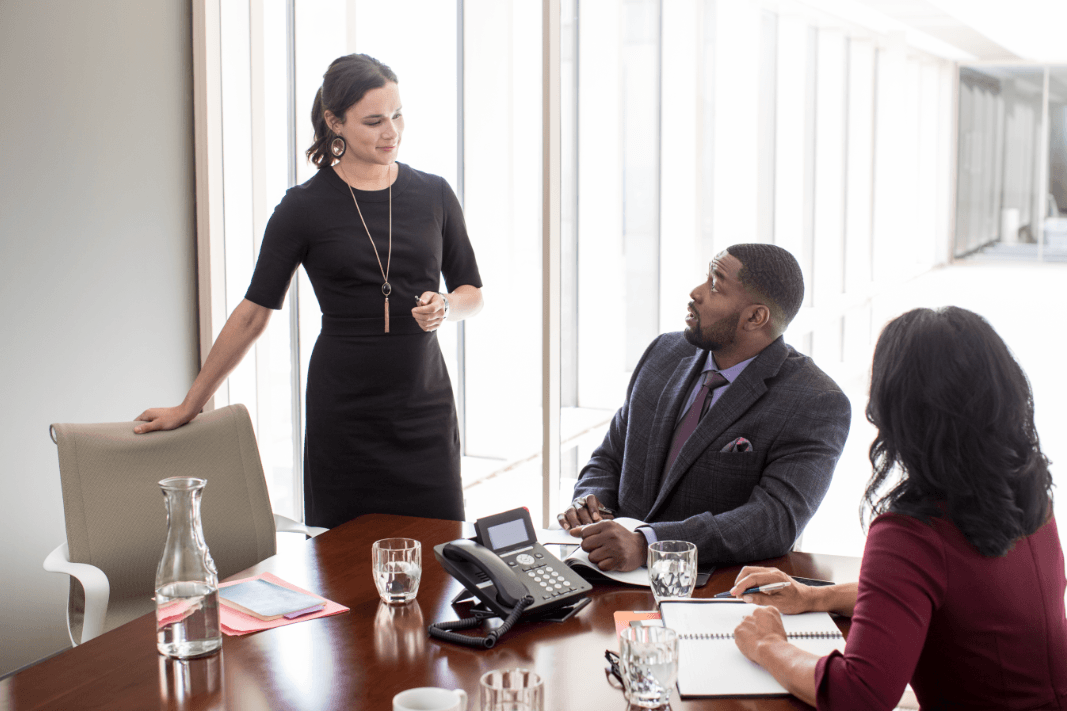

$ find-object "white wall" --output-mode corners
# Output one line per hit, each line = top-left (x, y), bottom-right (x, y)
(0, 0), (198, 675)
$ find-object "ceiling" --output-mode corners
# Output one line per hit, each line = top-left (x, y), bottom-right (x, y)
(802, 0), (1067, 63)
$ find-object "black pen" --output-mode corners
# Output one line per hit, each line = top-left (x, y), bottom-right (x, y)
(713, 582), (789, 598)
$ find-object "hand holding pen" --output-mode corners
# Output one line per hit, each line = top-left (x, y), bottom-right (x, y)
(557, 493), (615, 530)
(718, 566), (815, 615)
(714, 582), (790, 598)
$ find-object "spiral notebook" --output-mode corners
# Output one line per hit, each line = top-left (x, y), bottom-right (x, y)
(659, 599), (845, 698)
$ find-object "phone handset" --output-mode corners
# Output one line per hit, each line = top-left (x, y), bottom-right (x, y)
(429, 507), (592, 649)
(429, 540), (534, 649)
(441, 539), (527, 608)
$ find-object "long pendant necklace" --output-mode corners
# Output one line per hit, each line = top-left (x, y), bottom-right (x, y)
(341, 164), (393, 333)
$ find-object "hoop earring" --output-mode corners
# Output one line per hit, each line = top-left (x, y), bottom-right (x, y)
(329, 136), (347, 158)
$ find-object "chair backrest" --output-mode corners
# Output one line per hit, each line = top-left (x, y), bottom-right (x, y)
(51, 404), (277, 635)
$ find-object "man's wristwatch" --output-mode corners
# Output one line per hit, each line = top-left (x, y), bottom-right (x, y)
(439, 293), (450, 320)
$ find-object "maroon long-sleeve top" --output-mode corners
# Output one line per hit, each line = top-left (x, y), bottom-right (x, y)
(815, 511), (1067, 710)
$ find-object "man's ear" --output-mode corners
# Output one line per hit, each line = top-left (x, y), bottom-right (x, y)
(743, 304), (772, 332)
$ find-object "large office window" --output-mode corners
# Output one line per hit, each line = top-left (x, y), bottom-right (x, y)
(198, 0), (958, 551)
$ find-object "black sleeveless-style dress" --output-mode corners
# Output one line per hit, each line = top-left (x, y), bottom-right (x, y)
(245, 163), (482, 528)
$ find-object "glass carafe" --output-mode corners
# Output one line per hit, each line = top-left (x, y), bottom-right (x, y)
(155, 477), (222, 658)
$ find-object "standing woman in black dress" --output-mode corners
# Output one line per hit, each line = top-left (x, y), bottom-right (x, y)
(135, 54), (483, 528)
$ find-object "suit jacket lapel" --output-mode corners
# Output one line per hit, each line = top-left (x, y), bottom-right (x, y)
(646, 337), (790, 520)
(641, 350), (705, 509)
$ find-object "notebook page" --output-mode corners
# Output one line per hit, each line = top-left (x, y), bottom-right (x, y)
(659, 600), (844, 697)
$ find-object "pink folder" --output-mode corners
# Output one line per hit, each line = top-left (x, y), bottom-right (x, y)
(218, 572), (348, 636)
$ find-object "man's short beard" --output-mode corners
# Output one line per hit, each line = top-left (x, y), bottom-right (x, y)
(684, 310), (742, 352)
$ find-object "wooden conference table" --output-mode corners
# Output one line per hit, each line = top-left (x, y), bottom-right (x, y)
(2, 514), (860, 710)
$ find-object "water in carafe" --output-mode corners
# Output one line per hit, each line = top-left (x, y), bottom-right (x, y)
(155, 477), (222, 659)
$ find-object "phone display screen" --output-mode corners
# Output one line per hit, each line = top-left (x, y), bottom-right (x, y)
(486, 518), (530, 551)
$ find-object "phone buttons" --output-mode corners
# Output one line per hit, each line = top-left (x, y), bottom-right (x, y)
(516, 553), (536, 565)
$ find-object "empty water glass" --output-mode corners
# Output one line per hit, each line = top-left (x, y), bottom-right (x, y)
(372, 538), (421, 605)
(619, 625), (679, 708)
(480, 668), (544, 711)
(647, 540), (698, 603)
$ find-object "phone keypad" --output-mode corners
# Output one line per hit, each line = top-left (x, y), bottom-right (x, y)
(522, 562), (577, 599)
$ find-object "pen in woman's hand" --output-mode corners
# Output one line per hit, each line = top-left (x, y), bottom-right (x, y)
(714, 581), (790, 598)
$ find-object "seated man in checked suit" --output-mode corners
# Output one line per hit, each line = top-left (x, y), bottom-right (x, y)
(558, 243), (851, 572)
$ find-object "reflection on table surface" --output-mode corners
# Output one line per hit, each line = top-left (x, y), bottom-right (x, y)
(2, 514), (860, 710)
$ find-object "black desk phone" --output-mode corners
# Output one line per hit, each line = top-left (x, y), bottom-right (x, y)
(429, 507), (592, 648)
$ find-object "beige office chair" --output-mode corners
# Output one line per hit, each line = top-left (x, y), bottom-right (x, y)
(43, 404), (326, 646)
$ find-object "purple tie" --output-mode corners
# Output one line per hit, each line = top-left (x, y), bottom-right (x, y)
(663, 370), (729, 476)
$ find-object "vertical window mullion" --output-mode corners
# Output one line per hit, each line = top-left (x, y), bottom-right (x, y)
(542, 0), (562, 528)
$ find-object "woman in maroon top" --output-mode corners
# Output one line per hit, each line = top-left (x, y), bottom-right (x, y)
(729, 306), (1067, 710)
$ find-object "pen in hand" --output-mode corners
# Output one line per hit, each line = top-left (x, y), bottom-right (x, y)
(713, 581), (790, 598)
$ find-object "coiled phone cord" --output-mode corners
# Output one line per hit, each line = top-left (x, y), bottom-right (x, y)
(427, 595), (534, 649)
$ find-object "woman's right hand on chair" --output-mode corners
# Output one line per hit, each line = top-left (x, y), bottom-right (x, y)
(134, 405), (196, 434)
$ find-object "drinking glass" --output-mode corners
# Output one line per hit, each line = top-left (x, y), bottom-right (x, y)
(619, 625), (679, 708)
(372, 538), (422, 605)
(647, 540), (698, 603)
(479, 668), (544, 711)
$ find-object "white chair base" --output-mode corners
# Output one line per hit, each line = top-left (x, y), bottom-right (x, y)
(45, 516), (325, 646)
(42, 543), (109, 647)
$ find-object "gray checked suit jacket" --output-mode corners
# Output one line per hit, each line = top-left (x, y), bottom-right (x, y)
(572, 333), (851, 566)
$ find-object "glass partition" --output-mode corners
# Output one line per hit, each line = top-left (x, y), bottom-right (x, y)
(954, 65), (1067, 261)
(1046, 67), (1067, 257)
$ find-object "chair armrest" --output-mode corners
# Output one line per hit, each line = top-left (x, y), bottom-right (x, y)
(43, 543), (110, 645)
(274, 513), (328, 538)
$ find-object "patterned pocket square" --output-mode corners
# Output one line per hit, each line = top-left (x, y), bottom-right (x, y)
(721, 437), (752, 453)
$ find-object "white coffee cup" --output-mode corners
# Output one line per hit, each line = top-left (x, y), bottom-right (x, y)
(393, 687), (468, 711)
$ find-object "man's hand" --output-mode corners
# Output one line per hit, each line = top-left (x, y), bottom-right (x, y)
(556, 494), (614, 531)
(571, 520), (646, 572)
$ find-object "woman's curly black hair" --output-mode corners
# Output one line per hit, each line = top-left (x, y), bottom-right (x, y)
(862, 306), (1053, 557)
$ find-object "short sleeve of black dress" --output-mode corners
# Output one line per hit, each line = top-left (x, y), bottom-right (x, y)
(244, 163), (482, 528)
